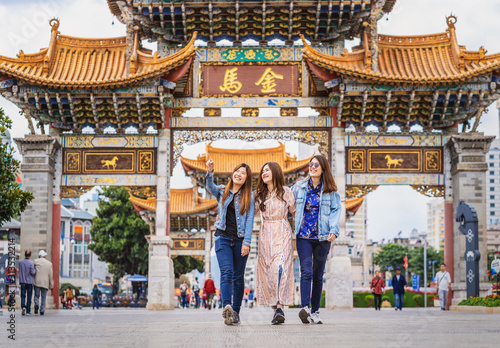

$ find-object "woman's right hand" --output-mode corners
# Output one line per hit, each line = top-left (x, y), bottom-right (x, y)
(206, 154), (215, 173)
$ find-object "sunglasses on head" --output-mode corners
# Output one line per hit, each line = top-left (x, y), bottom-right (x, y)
(308, 162), (320, 168)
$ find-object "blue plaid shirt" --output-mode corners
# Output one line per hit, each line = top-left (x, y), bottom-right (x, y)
(297, 180), (322, 239)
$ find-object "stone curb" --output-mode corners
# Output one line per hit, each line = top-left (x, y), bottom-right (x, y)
(450, 305), (500, 313)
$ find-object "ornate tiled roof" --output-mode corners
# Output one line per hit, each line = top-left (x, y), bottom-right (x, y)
(129, 188), (217, 215)
(302, 16), (500, 85)
(108, 0), (397, 44)
(0, 19), (197, 89)
(181, 142), (312, 175)
(345, 196), (363, 214)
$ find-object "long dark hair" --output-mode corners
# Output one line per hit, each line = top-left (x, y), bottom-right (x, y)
(308, 155), (337, 193)
(222, 163), (252, 215)
(255, 162), (286, 212)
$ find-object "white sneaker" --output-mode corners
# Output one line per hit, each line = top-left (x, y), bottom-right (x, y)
(299, 307), (311, 324)
(222, 304), (234, 326)
(310, 311), (323, 324)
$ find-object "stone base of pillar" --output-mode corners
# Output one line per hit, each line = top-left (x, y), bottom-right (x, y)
(325, 237), (353, 310)
(14, 294), (56, 310)
(146, 236), (175, 310)
(450, 282), (492, 306)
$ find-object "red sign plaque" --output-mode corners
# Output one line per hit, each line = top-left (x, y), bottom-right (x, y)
(201, 63), (301, 97)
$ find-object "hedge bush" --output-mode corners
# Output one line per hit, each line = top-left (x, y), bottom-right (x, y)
(365, 295), (374, 307)
(353, 290), (437, 308)
(353, 295), (359, 307)
(414, 294), (424, 307)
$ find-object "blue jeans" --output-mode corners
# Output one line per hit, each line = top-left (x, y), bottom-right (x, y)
(181, 294), (188, 308)
(93, 298), (99, 309)
(395, 293), (404, 309)
(194, 293), (200, 308)
(296, 237), (331, 313)
(20, 283), (33, 314)
(215, 236), (248, 313)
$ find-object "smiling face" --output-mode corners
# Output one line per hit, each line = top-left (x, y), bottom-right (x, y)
(309, 157), (323, 180)
(261, 164), (273, 185)
(232, 166), (248, 185)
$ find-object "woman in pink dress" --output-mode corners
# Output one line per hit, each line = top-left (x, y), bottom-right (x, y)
(255, 162), (296, 325)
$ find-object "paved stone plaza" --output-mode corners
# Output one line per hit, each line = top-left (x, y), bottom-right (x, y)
(2, 307), (499, 347)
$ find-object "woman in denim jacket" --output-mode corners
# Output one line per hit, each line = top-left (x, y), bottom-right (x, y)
(291, 155), (341, 324)
(206, 156), (255, 326)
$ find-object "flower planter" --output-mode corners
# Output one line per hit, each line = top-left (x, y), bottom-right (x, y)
(451, 305), (500, 313)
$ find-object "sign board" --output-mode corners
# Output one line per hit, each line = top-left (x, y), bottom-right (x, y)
(491, 259), (500, 275)
(412, 274), (420, 291)
(201, 63), (301, 97)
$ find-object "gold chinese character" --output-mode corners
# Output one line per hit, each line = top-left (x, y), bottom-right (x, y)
(219, 67), (243, 94)
(244, 49), (256, 60)
(255, 67), (284, 93)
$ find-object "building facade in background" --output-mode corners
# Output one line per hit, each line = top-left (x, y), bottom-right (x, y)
(60, 198), (110, 291)
(487, 138), (500, 226)
(427, 198), (445, 251)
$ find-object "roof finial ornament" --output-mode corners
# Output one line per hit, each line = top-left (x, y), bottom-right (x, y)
(446, 14), (457, 30)
(49, 18), (60, 31)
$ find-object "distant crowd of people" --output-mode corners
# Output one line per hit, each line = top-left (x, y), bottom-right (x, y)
(370, 264), (451, 311)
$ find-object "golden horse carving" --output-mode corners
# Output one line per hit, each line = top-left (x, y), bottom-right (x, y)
(101, 156), (119, 170)
(97, 139), (119, 146)
(385, 155), (404, 169)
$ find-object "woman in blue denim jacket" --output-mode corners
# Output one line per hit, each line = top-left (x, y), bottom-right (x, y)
(205, 156), (255, 326)
(291, 155), (341, 325)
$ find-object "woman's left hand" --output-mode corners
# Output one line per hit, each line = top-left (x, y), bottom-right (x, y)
(327, 233), (337, 242)
(241, 245), (250, 257)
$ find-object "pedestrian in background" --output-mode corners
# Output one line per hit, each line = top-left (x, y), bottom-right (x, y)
(92, 284), (101, 310)
(193, 277), (200, 308)
(33, 250), (53, 316)
(248, 290), (254, 309)
(180, 281), (188, 309)
(370, 271), (385, 311)
(392, 267), (407, 311)
(65, 286), (74, 308)
(19, 249), (36, 316)
(435, 263), (452, 310)
(203, 274), (216, 310)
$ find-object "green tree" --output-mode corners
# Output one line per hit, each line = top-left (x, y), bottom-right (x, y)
(0, 109), (34, 226)
(89, 187), (150, 281)
(173, 256), (204, 278)
(407, 246), (444, 286)
(89, 186), (205, 281)
(372, 243), (409, 272)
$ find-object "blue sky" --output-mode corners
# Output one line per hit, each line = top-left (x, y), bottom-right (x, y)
(1, 0), (499, 241)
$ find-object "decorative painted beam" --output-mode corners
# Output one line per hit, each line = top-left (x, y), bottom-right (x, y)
(170, 116), (333, 129)
(173, 97), (329, 108)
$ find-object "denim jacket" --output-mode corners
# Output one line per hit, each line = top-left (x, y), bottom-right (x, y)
(291, 180), (341, 241)
(206, 171), (255, 246)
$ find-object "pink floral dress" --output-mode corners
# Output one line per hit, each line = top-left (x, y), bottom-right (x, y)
(256, 187), (296, 306)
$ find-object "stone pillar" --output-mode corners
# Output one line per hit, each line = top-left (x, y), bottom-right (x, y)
(443, 129), (455, 309)
(147, 127), (175, 310)
(446, 133), (494, 305)
(325, 127), (353, 310)
(14, 134), (60, 309)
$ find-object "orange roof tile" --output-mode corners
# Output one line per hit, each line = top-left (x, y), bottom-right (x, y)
(129, 189), (217, 215)
(0, 19), (197, 88)
(181, 142), (312, 175)
(302, 16), (500, 85)
(345, 197), (364, 213)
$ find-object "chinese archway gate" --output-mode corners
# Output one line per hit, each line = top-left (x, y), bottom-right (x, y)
(1, 1), (499, 309)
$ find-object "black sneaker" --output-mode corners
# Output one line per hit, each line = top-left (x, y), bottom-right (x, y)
(271, 308), (285, 325)
(35, 305), (39, 314)
(232, 311), (241, 325)
(40, 312), (44, 316)
(222, 304), (233, 326)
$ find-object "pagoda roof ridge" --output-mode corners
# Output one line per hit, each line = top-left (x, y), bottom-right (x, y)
(129, 189), (217, 215)
(301, 15), (500, 85)
(0, 19), (198, 89)
(205, 141), (286, 155)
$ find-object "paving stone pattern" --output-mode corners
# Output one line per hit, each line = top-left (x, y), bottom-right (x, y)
(2, 308), (499, 347)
